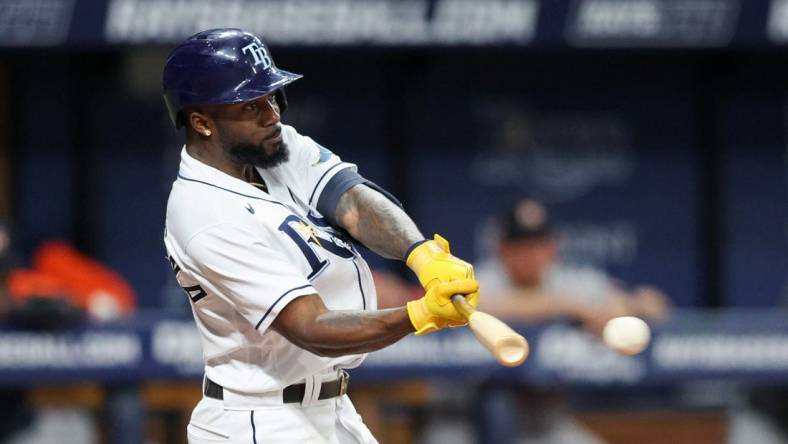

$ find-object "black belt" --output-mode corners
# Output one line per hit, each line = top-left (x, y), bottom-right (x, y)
(204, 372), (349, 404)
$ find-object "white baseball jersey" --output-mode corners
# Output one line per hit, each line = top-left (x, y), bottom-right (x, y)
(164, 124), (377, 394)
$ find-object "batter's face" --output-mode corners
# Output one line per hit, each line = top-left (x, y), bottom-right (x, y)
(207, 94), (288, 168)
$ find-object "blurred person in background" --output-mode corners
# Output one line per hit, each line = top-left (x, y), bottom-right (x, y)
(477, 199), (670, 335)
(0, 220), (136, 444)
(6, 241), (136, 324)
(470, 199), (671, 444)
(375, 200), (671, 444)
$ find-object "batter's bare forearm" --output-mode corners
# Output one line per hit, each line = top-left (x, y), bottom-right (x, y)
(273, 296), (414, 357)
(306, 308), (414, 356)
(272, 294), (414, 356)
(335, 184), (423, 259)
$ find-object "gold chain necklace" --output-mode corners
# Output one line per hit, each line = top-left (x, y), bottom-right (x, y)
(244, 166), (268, 192)
(248, 182), (267, 192)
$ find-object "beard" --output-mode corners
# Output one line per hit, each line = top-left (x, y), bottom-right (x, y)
(222, 133), (289, 169)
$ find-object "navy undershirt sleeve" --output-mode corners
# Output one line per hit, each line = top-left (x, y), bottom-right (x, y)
(316, 169), (366, 227)
(361, 180), (403, 208)
(316, 169), (404, 228)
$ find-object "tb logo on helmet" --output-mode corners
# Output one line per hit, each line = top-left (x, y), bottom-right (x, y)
(242, 42), (273, 69)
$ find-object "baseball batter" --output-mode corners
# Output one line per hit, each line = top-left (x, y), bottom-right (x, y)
(161, 29), (479, 444)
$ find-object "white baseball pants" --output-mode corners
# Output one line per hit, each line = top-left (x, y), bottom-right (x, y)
(186, 394), (378, 444)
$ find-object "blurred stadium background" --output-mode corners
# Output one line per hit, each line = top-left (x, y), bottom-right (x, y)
(1, 0), (788, 443)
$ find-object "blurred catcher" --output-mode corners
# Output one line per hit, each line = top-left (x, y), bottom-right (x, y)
(161, 28), (478, 444)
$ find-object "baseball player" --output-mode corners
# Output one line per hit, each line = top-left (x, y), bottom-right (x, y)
(161, 29), (479, 444)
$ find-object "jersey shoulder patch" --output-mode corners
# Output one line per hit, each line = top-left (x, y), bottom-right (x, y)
(312, 144), (333, 166)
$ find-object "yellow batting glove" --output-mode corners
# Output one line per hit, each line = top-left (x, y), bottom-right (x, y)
(406, 234), (475, 289)
(406, 279), (480, 335)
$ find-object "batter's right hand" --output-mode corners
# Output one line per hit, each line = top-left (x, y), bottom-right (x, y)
(406, 279), (479, 335)
(406, 234), (476, 290)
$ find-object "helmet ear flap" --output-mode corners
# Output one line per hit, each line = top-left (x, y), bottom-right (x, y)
(275, 89), (288, 114)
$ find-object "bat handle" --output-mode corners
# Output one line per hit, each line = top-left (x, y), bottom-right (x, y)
(451, 294), (476, 320)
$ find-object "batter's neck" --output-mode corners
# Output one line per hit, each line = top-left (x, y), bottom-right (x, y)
(184, 142), (246, 180)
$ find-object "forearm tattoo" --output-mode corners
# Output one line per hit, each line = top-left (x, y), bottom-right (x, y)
(335, 185), (423, 259)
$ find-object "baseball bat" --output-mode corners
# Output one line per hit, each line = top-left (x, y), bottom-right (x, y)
(451, 295), (529, 367)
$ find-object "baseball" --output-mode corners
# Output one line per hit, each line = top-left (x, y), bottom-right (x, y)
(602, 316), (651, 355)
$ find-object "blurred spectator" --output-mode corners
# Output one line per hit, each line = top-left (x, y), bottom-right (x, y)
(0, 230), (136, 444)
(374, 200), (670, 444)
(7, 241), (136, 325)
(477, 199), (670, 335)
(472, 199), (671, 444)
(372, 200), (673, 444)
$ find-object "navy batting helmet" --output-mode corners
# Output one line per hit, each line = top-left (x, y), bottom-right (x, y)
(162, 28), (302, 129)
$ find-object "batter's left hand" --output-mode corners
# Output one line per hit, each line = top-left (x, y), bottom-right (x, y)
(406, 279), (480, 335)
(406, 234), (476, 289)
